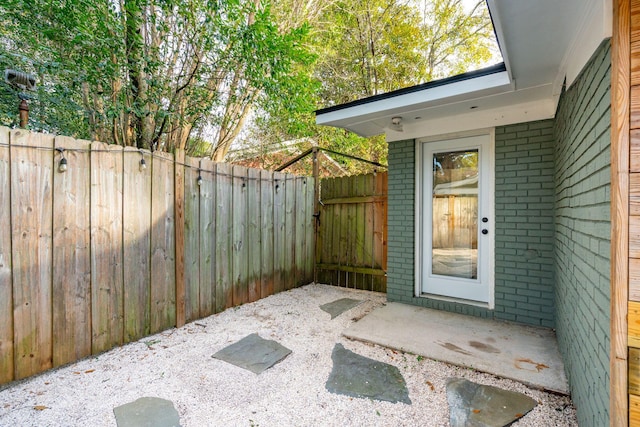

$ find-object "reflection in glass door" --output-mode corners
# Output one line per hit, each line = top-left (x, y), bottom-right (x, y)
(420, 134), (493, 304)
(431, 149), (478, 280)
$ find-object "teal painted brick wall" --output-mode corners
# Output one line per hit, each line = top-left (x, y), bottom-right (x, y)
(494, 120), (556, 328)
(553, 40), (611, 426)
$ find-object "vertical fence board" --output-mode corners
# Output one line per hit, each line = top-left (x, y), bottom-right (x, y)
(184, 156), (200, 322)
(306, 176), (315, 282)
(123, 148), (151, 342)
(232, 165), (249, 305)
(284, 175), (296, 290)
(273, 172), (286, 293)
(52, 136), (91, 366)
(199, 160), (216, 317)
(247, 168), (261, 302)
(150, 152), (176, 333)
(90, 141), (124, 354)
(174, 150), (186, 328)
(295, 177), (306, 287)
(260, 170), (274, 297)
(11, 130), (54, 379)
(0, 127), (12, 383)
(215, 163), (232, 311)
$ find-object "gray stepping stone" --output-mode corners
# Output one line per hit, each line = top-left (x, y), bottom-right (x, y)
(212, 333), (292, 374)
(446, 378), (537, 427)
(325, 343), (411, 404)
(113, 397), (180, 427)
(320, 298), (362, 319)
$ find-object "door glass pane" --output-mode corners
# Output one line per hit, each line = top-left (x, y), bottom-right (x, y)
(432, 149), (478, 279)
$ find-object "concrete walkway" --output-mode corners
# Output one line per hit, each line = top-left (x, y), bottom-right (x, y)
(343, 302), (569, 394)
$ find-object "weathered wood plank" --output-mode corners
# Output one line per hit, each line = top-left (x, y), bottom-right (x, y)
(374, 172), (388, 292)
(631, 173), (640, 216)
(306, 176), (315, 283)
(150, 151), (176, 333)
(199, 159), (216, 317)
(122, 147), (151, 342)
(630, 301), (640, 348)
(90, 141), (124, 354)
(295, 177), (306, 287)
(11, 130), (54, 379)
(273, 172), (286, 293)
(174, 149), (186, 328)
(215, 162), (233, 311)
(0, 127), (13, 384)
(631, 216), (640, 259)
(260, 170), (275, 297)
(232, 165), (249, 305)
(632, 258), (640, 302)
(622, 2), (634, 424)
(184, 156), (200, 322)
(316, 264), (386, 276)
(52, 136), (91, 366)
(284, 174), (296, 290)
(247, 168), (261, 302)
(630, 347), (640, 395)
(631, 393), (640, 426)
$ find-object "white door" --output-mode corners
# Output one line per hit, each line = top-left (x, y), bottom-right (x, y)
(419, 134), (494, 304)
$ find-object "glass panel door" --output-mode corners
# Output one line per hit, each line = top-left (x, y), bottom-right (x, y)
(420, 134), (493, 304)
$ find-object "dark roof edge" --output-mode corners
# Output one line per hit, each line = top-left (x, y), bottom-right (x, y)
(315, 62), (507, 116)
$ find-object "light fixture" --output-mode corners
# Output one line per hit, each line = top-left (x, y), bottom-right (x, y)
(56, 148), (68, 173)
(197, 170), (203, 186)
(390, 116), (403, 132)
(139, 151), (147, 171)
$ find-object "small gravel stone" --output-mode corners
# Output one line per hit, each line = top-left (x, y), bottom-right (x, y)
(0, 284), (577, 426)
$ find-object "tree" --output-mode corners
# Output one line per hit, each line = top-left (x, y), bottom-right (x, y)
(242, 0), (497, 174)
(0, 0), (314, 160)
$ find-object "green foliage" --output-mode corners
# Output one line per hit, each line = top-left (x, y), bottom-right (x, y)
(244, 0), (497, 174)
(0, 0), (314, 159)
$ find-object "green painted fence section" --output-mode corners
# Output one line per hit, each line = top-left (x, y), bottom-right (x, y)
(316, 172), (387, 292)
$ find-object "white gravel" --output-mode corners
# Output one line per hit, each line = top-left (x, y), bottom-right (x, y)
(0, 284), (577, 427)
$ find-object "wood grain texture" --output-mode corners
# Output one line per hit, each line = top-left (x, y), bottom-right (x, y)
(260, 170), (275, 297)
(295, 177), (307, 287)
(0, 127), (13, 383)
(183, 156), (200, 323)
(632, 302), (640, 348)
(306, 176), (315, 282)
(199, 159), (216, 317)
(630, 347), (640, 395)
(247, 168), (261, 302)
(174, 149), (186, 328)
(122, 147), (151, 342)
(215, 162), (232, 312)
(631, 393), (640, 426)
(284, 175), (296, 290)
(273, 172), (286, 293)
(612, 1), (631, 424)
(150, 151), (176, 333)
(232, 165), (248, 306)
(11, 130), (54, 379)
(52, 135), (91, 366)
(90, 141), (124, 354)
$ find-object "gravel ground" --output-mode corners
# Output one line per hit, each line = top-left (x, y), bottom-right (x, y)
(0, 284), (577, 426)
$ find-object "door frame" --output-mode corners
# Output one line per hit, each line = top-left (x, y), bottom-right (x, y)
(414, 128), (495, 308)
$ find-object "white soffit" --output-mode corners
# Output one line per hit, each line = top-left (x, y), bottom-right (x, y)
(315, 0), (611, 139)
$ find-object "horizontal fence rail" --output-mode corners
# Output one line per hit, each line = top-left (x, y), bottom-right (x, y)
(0, 127), (314, 385)
(316, 172), (387, 292)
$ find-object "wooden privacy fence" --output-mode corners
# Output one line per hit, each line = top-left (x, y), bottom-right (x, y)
(0, 127), (314, 385)
(316, 172), (387, 292)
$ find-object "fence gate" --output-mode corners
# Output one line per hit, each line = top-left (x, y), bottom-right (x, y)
(315, 172), (387, 292)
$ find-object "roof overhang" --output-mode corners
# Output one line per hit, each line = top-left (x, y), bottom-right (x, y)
(315, 0), (612, 142)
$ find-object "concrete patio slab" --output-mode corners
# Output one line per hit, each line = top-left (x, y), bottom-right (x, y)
(343, 302), (569, 394)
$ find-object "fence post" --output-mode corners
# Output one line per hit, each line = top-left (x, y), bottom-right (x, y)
(312, 147), (320, 283)
(174, 149), (186, 328)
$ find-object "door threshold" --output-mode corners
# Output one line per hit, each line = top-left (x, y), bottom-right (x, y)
(418, 292), (493, 310)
